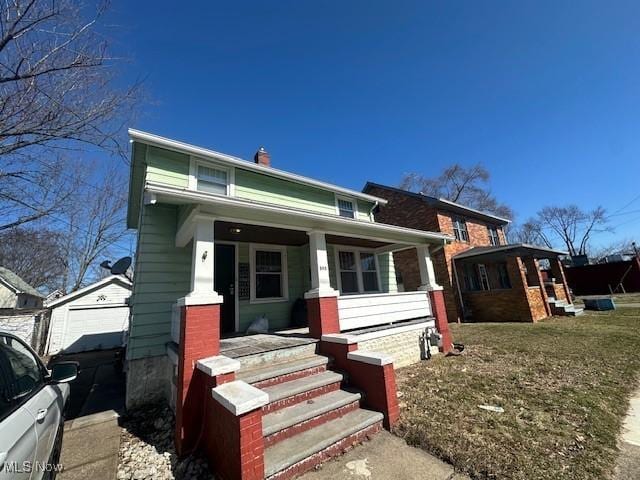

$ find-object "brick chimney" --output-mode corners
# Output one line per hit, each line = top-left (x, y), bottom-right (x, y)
(254, 147), (270, 167)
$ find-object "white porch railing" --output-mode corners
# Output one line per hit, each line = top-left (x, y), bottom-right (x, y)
(337, 291), (431, 331)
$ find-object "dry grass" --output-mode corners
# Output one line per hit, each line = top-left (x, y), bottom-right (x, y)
(395, 309), (640, 480)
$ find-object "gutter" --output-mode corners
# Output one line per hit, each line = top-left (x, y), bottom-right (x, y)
(129, 129), (387, 206)
(145, 182), (453, 244)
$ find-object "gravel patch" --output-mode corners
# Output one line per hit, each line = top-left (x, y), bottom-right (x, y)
(117, 405), (215, 480)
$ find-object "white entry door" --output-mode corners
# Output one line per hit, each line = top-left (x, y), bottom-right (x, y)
(61, 306), (129, 353)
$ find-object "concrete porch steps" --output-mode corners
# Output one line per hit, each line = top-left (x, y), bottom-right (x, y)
(264, 408), (384, 480)
(263, 390), (362, 447)
(237, 354), (329, 388)
(547, 298), (584, 316)
(261, 370), (344, 413)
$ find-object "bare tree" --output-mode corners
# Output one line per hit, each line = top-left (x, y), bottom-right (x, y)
(522, 205), (610, 257)
(400, 164), (514, 219)
(509, 220), (553, 247)
(0, 227), (67, 290)
(59, 167), (129, 292)
(0, 0), (139, 230)
(589, 238), (637, 263)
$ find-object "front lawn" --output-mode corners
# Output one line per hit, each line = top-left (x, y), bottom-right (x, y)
(395, 309), (640, 480)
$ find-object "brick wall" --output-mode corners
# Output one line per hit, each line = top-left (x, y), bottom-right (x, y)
(553, 283), (568, 302)
(366, 185), (508, 324)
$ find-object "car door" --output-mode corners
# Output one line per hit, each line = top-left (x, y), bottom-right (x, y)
(1, 336), (60, 480)
(0, 334), (38, 480)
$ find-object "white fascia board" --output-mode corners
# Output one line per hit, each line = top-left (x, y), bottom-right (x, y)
(128, 129), (387, 206)
(46, 276), (132, 308)
(146, 182), (453, 245)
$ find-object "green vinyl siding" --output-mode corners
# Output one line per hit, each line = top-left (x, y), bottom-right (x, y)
(145, 146), (190, 187)
(356, 200), (373, 221)
(128, 204), (191, 360)
(237, 243), (308, 332)
(378, 252), (398, 293)
(235, 168), (338, 215)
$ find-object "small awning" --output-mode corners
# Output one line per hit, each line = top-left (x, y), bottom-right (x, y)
(453, 243), (567, 262)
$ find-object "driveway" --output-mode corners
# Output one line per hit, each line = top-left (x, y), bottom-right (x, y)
(48, 348), (125, 480)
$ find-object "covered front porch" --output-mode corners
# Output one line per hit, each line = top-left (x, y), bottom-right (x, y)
(453, 243), (574, 322)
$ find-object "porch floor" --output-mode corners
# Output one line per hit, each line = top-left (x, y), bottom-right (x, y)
(220, 329), (316, 359)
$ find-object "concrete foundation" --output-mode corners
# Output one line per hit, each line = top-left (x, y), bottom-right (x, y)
(356, 321), (438, 369)
(125, 354), (173, 410)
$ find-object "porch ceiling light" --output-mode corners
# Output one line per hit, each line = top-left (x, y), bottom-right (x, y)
(229, 227), (242, 234)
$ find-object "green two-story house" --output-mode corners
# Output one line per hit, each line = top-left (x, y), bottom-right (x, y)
(125, 130), (454, 479)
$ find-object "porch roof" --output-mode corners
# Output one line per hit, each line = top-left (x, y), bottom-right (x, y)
(453, 243), (568, 262)
(149, 182), (454, 248)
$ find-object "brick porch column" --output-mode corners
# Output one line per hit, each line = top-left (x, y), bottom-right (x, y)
(416, 245), (453, 353)
(549, 257), (571, 303)
(205, 381), (269, 480)
(175, 216), (225, 456)
(305, 231), (340, 338)
(523, 256), (551, 317)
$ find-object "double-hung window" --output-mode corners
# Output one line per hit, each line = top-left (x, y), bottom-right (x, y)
(452, 216), (469, 242)
(190, 159), (232, 196)
(488, 226), (501, 246)
(250, 245), (288, 303)
(336, 249), (380, 294)
(336, 197), (356, 219)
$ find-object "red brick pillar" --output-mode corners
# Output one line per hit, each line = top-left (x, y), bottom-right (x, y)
(205, 381), (269, 480)
(306, 296), (340, 338)
(428, 288), (453, 353)
(321, 335), (400, 429)
(550, 258), (571, 303)
(524, 257), (551, 317)
(175, 303), (221, 456)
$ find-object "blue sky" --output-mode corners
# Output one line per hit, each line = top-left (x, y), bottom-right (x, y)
(109, 0), (640, 248)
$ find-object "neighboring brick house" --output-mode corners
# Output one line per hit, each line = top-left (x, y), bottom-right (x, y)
(363, 183), (582, 323)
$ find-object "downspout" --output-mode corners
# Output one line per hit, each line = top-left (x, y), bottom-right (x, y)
(369, 200), (379, 220)
(452, 257), (466, 323)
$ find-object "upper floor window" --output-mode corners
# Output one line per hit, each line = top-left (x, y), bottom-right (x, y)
(452, 216), (469, 242)
(336, 197), (356, 219)
(336, 249), (380, 294)
(488, 226), (501, 246)
(190, 158), (234, 196)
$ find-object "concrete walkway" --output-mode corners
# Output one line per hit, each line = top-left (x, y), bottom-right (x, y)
(615, 388), (640, 480)
(59, 412), (121, 480)
(52, 350), (125, 480)
(298, 431), (468, 480)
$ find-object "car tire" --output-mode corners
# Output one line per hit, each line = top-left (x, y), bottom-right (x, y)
(44, 421), (64, 480)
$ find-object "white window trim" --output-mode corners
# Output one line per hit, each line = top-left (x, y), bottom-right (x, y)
(189, 156), (235, 196)
(249, 243), (289, 304)
(333, 246), (382, 295)
(334, 195), (358, 219)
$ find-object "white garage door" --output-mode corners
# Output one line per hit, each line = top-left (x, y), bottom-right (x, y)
(62, 306), (129, 353)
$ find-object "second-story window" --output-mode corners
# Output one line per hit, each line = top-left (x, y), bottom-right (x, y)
(452, 216), (469, 242)
(336, 197), (356, 219)
(197, 164), (228, 195)
(488, 226), (501, 246)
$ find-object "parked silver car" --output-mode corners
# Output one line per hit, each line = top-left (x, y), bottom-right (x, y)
(0, 333), (77, 480)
